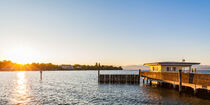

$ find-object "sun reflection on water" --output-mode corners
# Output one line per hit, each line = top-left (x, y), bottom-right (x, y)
(11, 72), (30, 105)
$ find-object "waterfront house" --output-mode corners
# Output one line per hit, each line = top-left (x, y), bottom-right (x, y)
(61, 65), (74, 70)
(144, 61), (200, 72)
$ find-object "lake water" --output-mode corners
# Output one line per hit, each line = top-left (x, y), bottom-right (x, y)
(196, 70), (210, 74)
(0, 70), (209, 105)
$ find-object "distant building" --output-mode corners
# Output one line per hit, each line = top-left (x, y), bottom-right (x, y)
(1, 67), (16, 70)
(144, 61), (200, 72)
(74, 66), (81, 69)
(61, 65), (74, 70)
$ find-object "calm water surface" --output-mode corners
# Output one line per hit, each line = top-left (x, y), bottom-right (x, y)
(0, 70), (209, 105)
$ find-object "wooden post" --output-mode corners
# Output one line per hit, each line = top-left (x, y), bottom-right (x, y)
(173, 84), (176, 89)
(179, 69), (182, 93)
(194, 88), (197, 95)
(98, 62), (100, 83)
(98, 70), (100, 82)
(40, 70), (42, 80)
(139, 69), (141, 84)
(194, 84), (197, 95)
(98, 70), (100, 76)
(189, 66), (191, 73)
(149, 79), (152, 85)
(159, 81), (162, 87)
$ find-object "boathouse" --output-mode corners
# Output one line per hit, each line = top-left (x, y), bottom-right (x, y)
(144, 62), (200, 72)
(140, 61), (210, 96)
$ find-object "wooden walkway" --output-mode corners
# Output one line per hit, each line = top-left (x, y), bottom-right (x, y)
(140, 71), (210, 91)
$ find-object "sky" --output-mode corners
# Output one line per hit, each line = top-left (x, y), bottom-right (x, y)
(0, 0), (210, 65)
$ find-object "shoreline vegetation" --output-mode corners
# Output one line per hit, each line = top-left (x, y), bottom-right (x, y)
(0, 60), (122, 71)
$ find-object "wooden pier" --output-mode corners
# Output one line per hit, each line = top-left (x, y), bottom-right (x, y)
(97, 69), (210, 97)
(98, 70), (210, 90)
(98, 70), (140, 84)
(140, 71), (210, 93)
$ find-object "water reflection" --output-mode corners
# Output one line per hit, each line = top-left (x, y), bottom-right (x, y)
(11, 72), (30, 105)
(0, 71), (207, 104)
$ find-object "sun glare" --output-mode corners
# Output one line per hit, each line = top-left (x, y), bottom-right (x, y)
(6, 47), (37, 64)
(10, 71), (30, 104)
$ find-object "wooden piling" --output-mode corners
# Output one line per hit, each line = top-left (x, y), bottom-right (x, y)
(98, 63), (100, 83)
(149, 79), (152, 85)
(159, 81), (162, 87)
(179, 70), (182, 93)
(173, 84), (176, 89)
(194, 88), (197, 95)
(139, 69), (141, 84)
(194, 84), (197, 95)
(40, 70), (42, 80)
(98, 70), (100, 76)
(98, 70), (99, 82)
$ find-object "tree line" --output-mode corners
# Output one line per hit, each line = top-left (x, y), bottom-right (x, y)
(71, 63), (122, 70)
(0, 60), (122, 71)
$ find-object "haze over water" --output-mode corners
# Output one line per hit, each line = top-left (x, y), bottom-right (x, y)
(0, 70), (209, 105)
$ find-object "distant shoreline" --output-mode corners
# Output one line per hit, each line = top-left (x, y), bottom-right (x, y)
(0, 69), (209, 72)
(0, 69), (124, 72)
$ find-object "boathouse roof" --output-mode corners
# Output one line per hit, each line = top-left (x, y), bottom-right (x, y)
(144, 62), (200, 66)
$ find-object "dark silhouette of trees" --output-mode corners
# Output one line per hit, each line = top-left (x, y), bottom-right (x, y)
(72, 63), (122, 70)
(0, 60), (122, 71)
